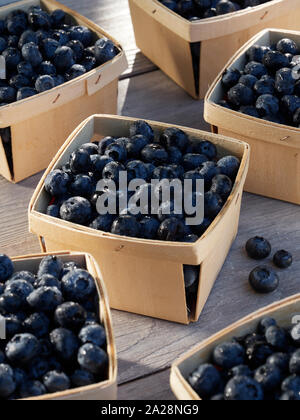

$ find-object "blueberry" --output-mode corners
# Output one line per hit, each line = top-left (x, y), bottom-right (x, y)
(139, 217), (160, 239)
(257, 317), (277, 334)
(0, 364), (16, 398)
(217, 155), (240, 179)
(246, 45), (270, 63)
(61, 269), (96, 302)
(53, 46), (75, 72)
(168, 146), (183, 165)
(281, 375), (300, 394)
(61, 262), (80, 278)
(152, 165), (178, 180)
(199, 161), (221, 190)
(126, 135), (149, 158)
(20, 380), (46, 398)
(246, 342), (273, 369)
(111, 215), (140, 238)
(275, 68), (295, 95)
(35, 75), (55, 93)
(50, 328), (79, 361)
(43, 370), (70, 393)
(7, 35), (19, 48)
(77, 344), (108, 375)
(69, 175), (94, 198)
(13, 367), (27, 387)
(98, 136), (115, 155)
(141, 144), (168, 165)
(60, 197), (92, 225)
(229, 365), (253, 378)
(18, 30), (38, 49)
(273, 250), (293, 269)
(213, 342), (245, 369)
(246, 237), (271, 260)
(267, 353), (289, 373)
(239, 74), (258, 89)
(35, 274), (61, 290)
(249, 266), (279, 294)
(0, 86), (16, 103)
(228, 83), (255, 107)
(280, 391), (300, 401)
(204, 191), (223, 218)
(126, 160), (149, 181)
(157, 218), (185, 241)
(225, 375), (264, 401)
(80, 143), (99, 156)
(160, 128), (188, 152)
(27, 357), (50, 380)
(6, 333), (40, 364)
(69, 26), (93, 48)
(0, 293), (23, 313)
(290, 324), (300, 346)
(38, 61), (57, 77)
(183, 265), (199, 288)
(4, 315), (22, 338)
(281, 95), (300, 118)
(70, 149), (91, 174)
(80, 56), (97, 72)
(244, 61), (268, 79)
(105, 139), (128, 162)
(28, 10), (52, 30)
(51, 9), (66, 28)
(54, 302), (86, 331)
(254, 364), (282, 392)
(0, 255), (14, 282)
(23, 313), (50, 338)
(222, 68), (241, 89)
(263, 50), (290, 72)
(52, 29), (70, 46)
(102, 161), (125, 184)
(37, 255), (63, 279)
(90, 214), (115, 232)
(254, 76), (275, 96)
(181, 234), (199, 243)
(130, 120), (154, 142)
(41, 38), (60, 60)
(277, 38), (298, 55)
(71, 369), (95, 387)
(66, 39), (84, 61)
(65, 64), (86, 81)
(216, 0), (237, 15)
(5, 280), (34, 305)
(17, 87), (36, 100)
(188, 364), (221, 399)
(6, 11), (28, 36)
(210, 174), (233, 199)
(27, 287), (63, 313)
(79, 324), (106, 347)
(22, 42), (43, 67)
(182, 153), (208, 171)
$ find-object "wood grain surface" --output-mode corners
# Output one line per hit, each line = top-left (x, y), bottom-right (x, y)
(0, 0), (299, 401)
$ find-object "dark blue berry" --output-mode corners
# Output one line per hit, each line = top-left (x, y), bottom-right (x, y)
(246, 237), (271, 260)
(77, 343), (108, 375)
(249, 266), (279, 294)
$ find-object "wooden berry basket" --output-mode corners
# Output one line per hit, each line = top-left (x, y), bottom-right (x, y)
(0, 0), (128, 183)
(128, 0), (300, 99)
(204, 29), (300, 205)
(28, 114), (250, 325)
(170, 294), (300, 400)
(8, 251), (117, 401)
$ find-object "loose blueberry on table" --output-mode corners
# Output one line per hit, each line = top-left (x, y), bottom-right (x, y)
(219, 38), (300, 128)
(159, 0), (273, 21)
(0, 254), (108, 399)
(188, 316), (300, 400)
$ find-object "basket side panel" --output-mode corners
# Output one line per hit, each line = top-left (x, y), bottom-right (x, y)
(11, 80), (117, 183)
(42, 237), (189, 324)
(219, 128), (300, 205)
(129, 0), (197, 98)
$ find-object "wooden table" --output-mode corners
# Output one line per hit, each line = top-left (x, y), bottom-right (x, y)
(0, 0), (299, 400)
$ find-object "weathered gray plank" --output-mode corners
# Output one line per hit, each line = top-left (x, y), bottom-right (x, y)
(118, 369), (175, 400)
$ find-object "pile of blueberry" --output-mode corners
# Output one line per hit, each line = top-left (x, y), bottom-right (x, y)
(246, 236), (293, 294)
(188, 316), (300, 400)
(0, 254), (108, 399)
(44, 120), (241, 244)
(219, 38), (300, 128)
(0, 5), (119, 106)
(159, 0), (272, 21)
